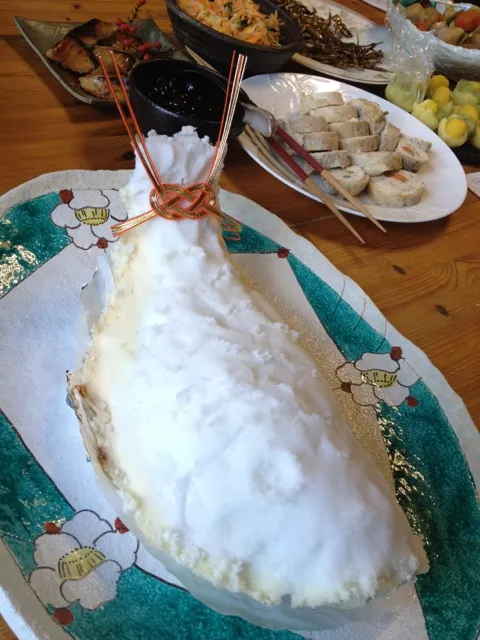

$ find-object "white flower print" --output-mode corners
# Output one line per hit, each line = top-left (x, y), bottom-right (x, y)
(336, 347), (420, 408)
(29, 510), (138, 614)
(51, 189), (127, 250)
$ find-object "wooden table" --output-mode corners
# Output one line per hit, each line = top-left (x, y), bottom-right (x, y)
(0, 0), (478, 637)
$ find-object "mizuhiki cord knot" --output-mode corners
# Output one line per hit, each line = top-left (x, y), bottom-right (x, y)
(149, 182), (218, 221)
(98, 51), (247, 239)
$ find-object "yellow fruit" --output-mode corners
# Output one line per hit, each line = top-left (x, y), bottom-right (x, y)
(428, 75), (449, 96)
(423, 99), (439, 114)
(412, 101), (439, 129)
(454, 104), (480, 124)
(452, 80), (480, 105)
(432, 86), (451, 105)
(438, 101), (453, 120)
(438, 116), (469, 147)
(445, 118), (467, 138)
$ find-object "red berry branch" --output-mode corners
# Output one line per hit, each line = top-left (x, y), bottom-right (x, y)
(115, 0), (176, 61)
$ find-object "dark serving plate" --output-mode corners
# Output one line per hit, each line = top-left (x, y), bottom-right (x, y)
(166, 0), (303, 75)
(14, 16), (189, 106)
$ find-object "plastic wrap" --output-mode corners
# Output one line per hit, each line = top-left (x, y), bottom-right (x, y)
(388, 1), (480, 82)
(385, 2), (435, 112)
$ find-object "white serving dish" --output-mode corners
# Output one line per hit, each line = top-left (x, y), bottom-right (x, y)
(240, 72), (467, 223)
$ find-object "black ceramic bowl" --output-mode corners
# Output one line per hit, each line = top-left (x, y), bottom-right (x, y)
(129, 59), (247, 141)
(166, 0), (303, 75)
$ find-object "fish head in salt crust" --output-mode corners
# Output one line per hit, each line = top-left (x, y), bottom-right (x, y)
(68, 126), (429, 631)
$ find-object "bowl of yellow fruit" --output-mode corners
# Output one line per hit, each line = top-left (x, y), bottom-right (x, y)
(390, 74), (480, 165)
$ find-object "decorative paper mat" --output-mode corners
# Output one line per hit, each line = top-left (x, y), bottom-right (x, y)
(1, 170), (479, 640)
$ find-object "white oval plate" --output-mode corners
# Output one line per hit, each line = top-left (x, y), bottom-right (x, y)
(292, 0), (393, 85)
(240, 73), (468, 224)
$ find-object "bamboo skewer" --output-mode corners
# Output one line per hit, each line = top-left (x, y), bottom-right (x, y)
(245, 125), (306, 187)
(275, 128), (386, 233)
(269, 138), (365, 244)
(246, 127), (368, 239)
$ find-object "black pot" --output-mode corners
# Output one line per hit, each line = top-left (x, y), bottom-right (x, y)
(129, 59), (246, 141)
(453, 142), (480, 167)
(166, 0), (303, 75)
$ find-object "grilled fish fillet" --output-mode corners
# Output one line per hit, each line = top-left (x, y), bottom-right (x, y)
(70, 18), (118, 46)
(46, 36), (96, 74)
(79, 74), (128, 101)
(92, 47), (135, 75)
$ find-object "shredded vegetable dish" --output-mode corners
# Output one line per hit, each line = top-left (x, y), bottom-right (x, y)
(177, 0), (283, 46)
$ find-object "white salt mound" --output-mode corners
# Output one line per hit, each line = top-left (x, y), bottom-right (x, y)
(78, 128), (428, 611)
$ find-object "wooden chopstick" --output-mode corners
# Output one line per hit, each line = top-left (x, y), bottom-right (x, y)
(269, 137), (365, 244)
(275, 128), (386, 233)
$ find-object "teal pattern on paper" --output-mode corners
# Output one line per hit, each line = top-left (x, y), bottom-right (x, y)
(225, 220), (281, 255)
(0, 411), (299, 640)
(0, 193), (64, 297)
(287, 253), (480, 640)
(1, 193), (480, 640)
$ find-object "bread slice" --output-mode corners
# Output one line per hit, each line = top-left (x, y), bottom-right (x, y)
(396, 136), (430, 172)
(288, 115), (328, 133)
(379, 123), (401, 152)
(320, 166), (370, 196)
(340, 135), (380, 152)
(295, 150), (351, 173)
(367, 170), (424, 207)
(309, 105), (358, 124)
(311, 150), (351, 170)
(301, 91), (344, 113)
(349, 98), (387, 135)
(303, 132), (340, 152)
(328, 119), (370, 139)
(350, 151), (402, 176)
(277, 119), (304, 146)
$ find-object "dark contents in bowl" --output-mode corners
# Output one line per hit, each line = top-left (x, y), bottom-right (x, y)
(145, 75), (224, 121)
(129, 59), (246, 139)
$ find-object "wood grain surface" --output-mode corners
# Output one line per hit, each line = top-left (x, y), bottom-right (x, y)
(0, 0), (479, 637)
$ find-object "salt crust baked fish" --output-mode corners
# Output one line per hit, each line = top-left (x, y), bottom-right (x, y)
(70, 127), (428, 627)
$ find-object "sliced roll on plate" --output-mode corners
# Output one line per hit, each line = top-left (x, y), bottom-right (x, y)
(368, 170), (424, 206)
